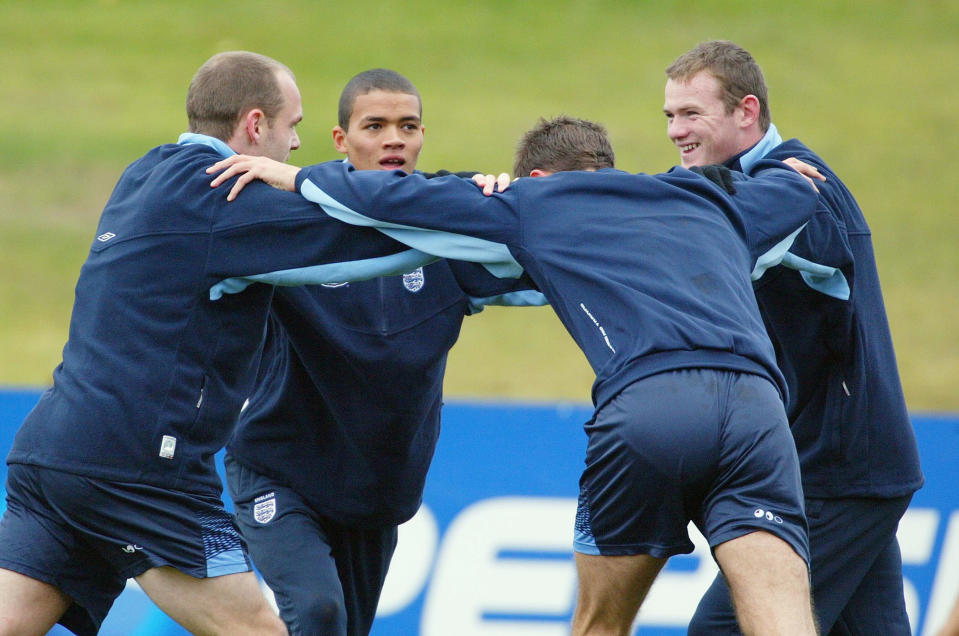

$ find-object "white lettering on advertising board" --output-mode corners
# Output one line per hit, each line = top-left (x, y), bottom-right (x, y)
(379, 501), (959, 634)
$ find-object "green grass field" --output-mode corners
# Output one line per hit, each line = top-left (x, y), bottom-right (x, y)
(2, 1), (957, 410)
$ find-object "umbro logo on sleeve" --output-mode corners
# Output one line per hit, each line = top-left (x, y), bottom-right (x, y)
(753, 508), (784, 524)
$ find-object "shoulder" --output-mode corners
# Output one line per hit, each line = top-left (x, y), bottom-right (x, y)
(769, 139), (869, 229)
(766, 138), (830, 171)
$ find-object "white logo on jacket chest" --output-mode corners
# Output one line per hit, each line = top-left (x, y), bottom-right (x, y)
(253, 492), (277, 524)
(403, 267), (425, 292)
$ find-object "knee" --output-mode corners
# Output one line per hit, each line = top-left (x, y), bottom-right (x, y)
(284, 590), (346, 635)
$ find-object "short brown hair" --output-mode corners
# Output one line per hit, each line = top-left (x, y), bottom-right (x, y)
(513, 115), (615, 177)
(337, 68), (421, 130)
(666, 40), (771, 131)
(186, 51), (295, 141)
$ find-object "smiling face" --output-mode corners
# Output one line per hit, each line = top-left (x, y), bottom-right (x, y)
(332, 90), (424, 172)
(663, 71), (755, 168)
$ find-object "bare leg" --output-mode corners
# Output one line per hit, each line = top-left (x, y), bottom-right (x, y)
(0, 567), (73, 636)
(713, 531), (818, 636)
(937, 591), (959, 636)
(136, 566), (287, 636)
(571, 552), (666, 636)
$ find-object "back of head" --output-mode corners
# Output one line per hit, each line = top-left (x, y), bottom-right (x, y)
(186, 51), (294, 141)
(666, 40), (771, 131)
(337, 68), (421, 130)
(514, 115), (615, 177)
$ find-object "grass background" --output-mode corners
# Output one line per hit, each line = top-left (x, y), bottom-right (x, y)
(1, 1), (956, 411)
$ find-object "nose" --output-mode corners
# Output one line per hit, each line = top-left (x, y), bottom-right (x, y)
(667, 117), (687, 142)
(383, 125), (405, 148)
(290, 130), (301, 151)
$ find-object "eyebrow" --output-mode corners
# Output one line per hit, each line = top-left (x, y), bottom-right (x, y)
(663, 103), (697, 114)
(359, 114), (421, 124)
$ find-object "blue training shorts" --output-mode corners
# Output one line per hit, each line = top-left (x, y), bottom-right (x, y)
(0, 463), (251, 636)
(574, 368), (808, 562)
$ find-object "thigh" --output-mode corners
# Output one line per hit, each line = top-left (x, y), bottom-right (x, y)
(136, 566), (283, 636)
(806, 496), (912, 634)
(690, 495), (913, 636)
(690, 531), (817, 636)
(0, 464), (126, 636)
(572, 552), (666, 635)
(228, 456), (400, 636)
(227, 456), (347, 634)
(713, 531), (816, 636)
(0, 567), (74, 636)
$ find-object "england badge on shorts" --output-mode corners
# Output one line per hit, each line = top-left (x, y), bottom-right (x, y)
(253, 491), (277, 524)
(403, 267), (425, 292)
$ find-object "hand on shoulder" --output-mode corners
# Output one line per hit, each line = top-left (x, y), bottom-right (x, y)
(207, 155), (301, 201)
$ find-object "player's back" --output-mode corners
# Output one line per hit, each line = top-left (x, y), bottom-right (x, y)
(509, 167), (793, 408)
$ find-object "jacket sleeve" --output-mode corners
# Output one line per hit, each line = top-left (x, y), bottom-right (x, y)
(746, 155), (854, 300)
(294, 161), (526, 279)
(726, 158), (845, 294)
(205, 177), (434, 300)
(444, 261), (547, 313)
(419, 169), (546, 310)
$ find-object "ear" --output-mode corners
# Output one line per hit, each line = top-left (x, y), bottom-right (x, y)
(739, 94), (761, 129)
(529, 168), (552, 178)
(244, 108), (266, 144)
(332, 126), (348, 154)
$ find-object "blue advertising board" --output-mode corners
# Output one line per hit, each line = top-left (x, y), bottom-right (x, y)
(1, 389), (956, 635)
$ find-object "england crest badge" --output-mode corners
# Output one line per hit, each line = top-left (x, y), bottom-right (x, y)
(403, 267), (425, 292)
(253, 491), (277, 524)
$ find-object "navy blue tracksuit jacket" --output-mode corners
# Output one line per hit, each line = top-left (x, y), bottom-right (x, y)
(259, 159), (821, 412)
(227, 255), (541, 527)
(742, 138), (923, 499)
(7, 139), (430, 497)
